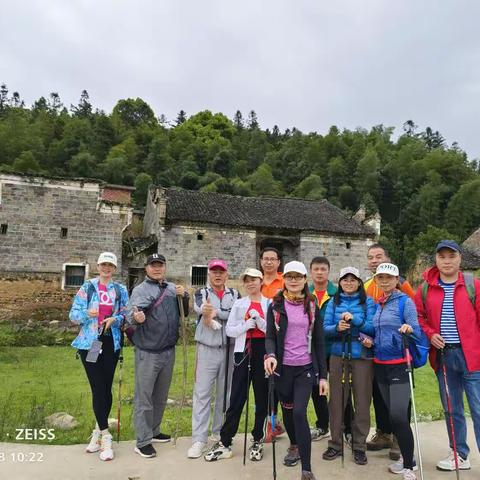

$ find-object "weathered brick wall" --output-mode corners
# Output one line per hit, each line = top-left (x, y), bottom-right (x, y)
(300, 233), (375, 281)
(155, 224), (257, 284)
(0, 177), (129, 276)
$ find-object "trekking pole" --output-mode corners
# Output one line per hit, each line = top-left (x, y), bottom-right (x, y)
(341, 332), (346, 468)
(440, 348), (460, 480)
(223, 335), (231, 423)
(174, 294), (188, 446)
(243, 339), (252, 466)
(268, 374), (277, 480)
(347, 331), (354, 457)
(116, 337), (124, 443)
(402, 334), (424, 480)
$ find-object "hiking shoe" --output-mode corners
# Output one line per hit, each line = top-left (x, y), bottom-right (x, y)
(204, 441), (232, 461)
(86, 429), (101, 453)
(403, 469), (417, 480)
(99, 433), (114, 461)
(134, 444), (157, 458)
(389, 435), (401, 461)
(311, 427), (330, 442)
(389, 456), (418, 474)
(152, 432), (171, 443)
(344, 432), (352, 448)
(301, 471), (317, 480)
(353, 450), (367, 465)
(284, 445), (300, 466)
(187, 441), (207, 459)
(366, 430), (392, 451)
(436, 451), (471, 471)
(322, 447), (342, 461)
(249, 440), (264, 461)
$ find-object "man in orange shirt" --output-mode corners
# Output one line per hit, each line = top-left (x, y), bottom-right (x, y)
(260, 247), (284, 299)
(364, 244), (415, 461)
(259, 247), (285, 442)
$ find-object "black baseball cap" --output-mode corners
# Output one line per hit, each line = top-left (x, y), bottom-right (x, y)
(145, 253), (166, 265)
(435, 240), (461, 253)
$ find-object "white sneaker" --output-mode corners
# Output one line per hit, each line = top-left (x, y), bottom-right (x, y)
(249, 440), (264, 461)
(310, 427), (330, 442)
(188, 441), (207, 459)
(436, 451), (471, 471)
(99, 433), (114, 461)
(403, 469), (417, 480)
(388, 456), (418, 474)
(86, 430), (101, 453)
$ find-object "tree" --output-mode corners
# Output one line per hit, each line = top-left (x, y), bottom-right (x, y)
(112, 98), (157, 131)
(68, 151), (97, 177)
(233, 110), (244, 130)
(291, 174), (325, 200)
(176, 110), (187, 125)
(247, 164), (283, 197)
(71, 90), (93, 118)
(133, 173), (153, 206)
(12, 151), (42, 173)
(247, 110), (259, 130)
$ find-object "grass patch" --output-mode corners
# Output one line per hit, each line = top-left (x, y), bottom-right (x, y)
(0, 346), (446, 445)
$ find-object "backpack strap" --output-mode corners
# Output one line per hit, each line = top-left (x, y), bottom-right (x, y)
(398, 294), (407, 323)
(421, 281), (429, 311)
(463, 273), (476, 308)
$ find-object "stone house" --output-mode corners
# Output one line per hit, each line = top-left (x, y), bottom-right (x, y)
(130, 186), (378, 289)
(0, 173), (134, 289)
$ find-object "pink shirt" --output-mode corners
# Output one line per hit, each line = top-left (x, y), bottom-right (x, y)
(98, 283), (114, 326)
(283, 300), (312, 366)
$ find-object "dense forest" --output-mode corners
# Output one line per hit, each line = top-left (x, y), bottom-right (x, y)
(1, 85), (479, 270)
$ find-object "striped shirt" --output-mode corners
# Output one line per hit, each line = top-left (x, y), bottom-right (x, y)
(439, 280), (460, 344)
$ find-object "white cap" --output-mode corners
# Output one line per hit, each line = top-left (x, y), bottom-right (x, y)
(283, 261), (308, 276)
(97, 252), (118, 267)
(375, 262), (399, 277)
(241, 268), (263, 281)
(339, 266), (361, 281)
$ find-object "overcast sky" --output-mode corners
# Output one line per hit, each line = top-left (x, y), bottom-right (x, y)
(1, 1), (479, 160)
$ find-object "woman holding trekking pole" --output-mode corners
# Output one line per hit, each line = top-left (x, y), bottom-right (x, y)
(204, 268), (270, 462)
(372, 263), (422, 480)
(69, 252), (129, 461)
(264, 261), (328, 480)
(322, 267), (376, 466)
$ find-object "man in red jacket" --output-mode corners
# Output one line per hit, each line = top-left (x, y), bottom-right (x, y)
(415, 240), (480, 472)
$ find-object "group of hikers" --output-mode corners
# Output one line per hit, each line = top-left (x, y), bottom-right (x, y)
(69, 240), (480, 480)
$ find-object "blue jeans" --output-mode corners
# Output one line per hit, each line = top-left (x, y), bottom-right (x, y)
(436, 347), (480, 459)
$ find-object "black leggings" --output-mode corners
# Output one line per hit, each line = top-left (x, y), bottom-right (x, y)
(277, 364), (315, 472)
(374, 363), (414, 469)
(220, 338), (268, 447)
(79, 334), (120, 431)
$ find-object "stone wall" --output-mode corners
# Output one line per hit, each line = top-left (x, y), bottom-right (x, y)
(156, 223), (257, 284)
(0, 175), (130, 279)
(300, 233), (375, 281)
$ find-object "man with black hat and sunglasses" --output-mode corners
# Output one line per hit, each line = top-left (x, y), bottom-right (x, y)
(127, 253), (190, 459)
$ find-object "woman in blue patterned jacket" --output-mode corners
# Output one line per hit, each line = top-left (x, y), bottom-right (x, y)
(69, 252), (129, 462)
(322, 267), (376, 466)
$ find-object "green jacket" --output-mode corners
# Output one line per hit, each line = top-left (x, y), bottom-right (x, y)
(309, 280), (337, 357)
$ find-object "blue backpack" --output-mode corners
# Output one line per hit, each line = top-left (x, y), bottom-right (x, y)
(397, 295), (430, 368)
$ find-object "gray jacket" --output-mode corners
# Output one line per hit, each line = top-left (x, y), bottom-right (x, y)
(127, 276), (190, 353)
(194, 286), (240, 348)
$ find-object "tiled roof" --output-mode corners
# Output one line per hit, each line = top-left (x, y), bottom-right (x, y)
(101, 185), (134, 205)
(164, 188), (374, 236)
